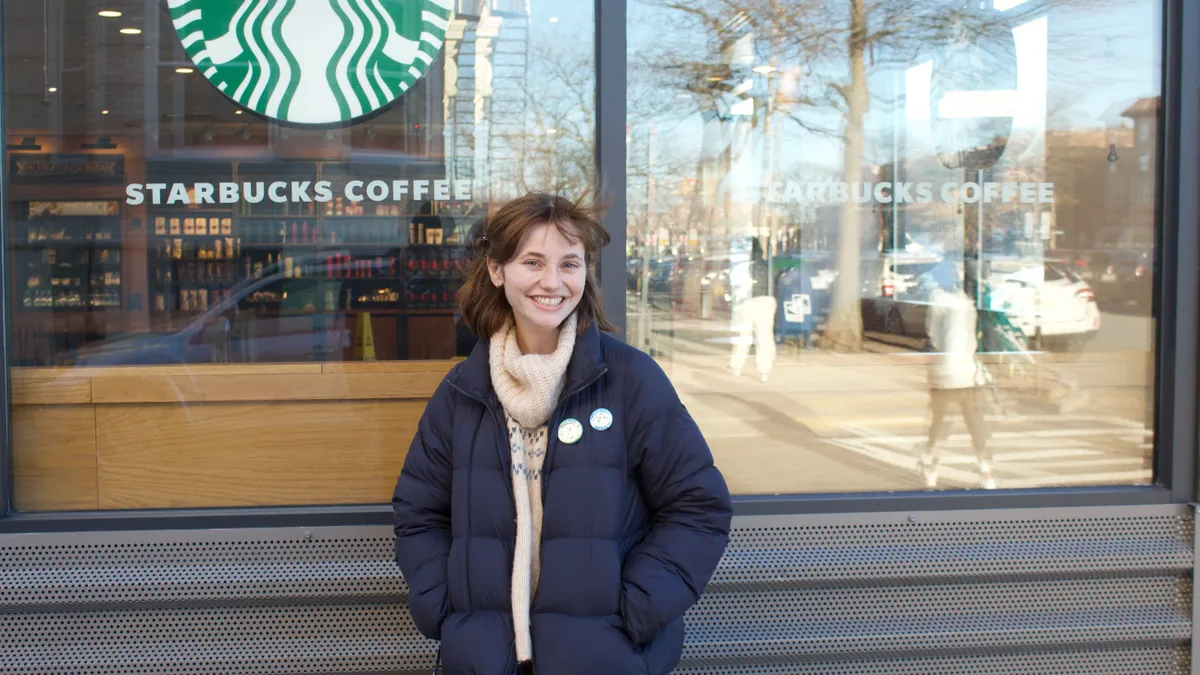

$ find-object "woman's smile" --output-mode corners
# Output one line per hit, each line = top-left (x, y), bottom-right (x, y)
(531, 295), (565, 310)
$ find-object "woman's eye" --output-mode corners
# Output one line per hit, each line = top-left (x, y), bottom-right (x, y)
(524, 260), (541, 268)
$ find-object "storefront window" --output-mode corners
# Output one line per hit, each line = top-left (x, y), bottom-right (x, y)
(5, 0), (594, 511)
(627, 0), (1160, 493)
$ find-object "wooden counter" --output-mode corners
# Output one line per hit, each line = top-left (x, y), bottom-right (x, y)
(11, 361), (454, 512)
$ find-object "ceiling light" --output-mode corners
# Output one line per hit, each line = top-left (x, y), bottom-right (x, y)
(549, 17), (558, 22)
(752, 65), (777, 74)
(176, 67), (194, 74)
(235, 110), (244, 115)
(98, 10), (122, 18)
(546, 128), (557, 134)
(119, 27), (141, 35)
(101, 109), (109, 115)
(47, 87), (57, 93)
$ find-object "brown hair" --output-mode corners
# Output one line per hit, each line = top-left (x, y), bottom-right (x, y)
(458, 192), (616, 338)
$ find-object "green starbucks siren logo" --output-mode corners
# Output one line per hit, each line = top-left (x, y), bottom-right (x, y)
(168, 0), (451, 124)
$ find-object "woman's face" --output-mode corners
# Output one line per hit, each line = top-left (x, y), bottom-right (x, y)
(488, 221), (586, 344)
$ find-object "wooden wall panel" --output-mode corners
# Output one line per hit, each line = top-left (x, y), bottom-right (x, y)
(321, 360), (456, 375)
(11, 377), (91, 405)
(91, 371), (445, 404)
(95, 400), (424, 509)
(13, 364), (322, 379)
(11, 406), (99, 511)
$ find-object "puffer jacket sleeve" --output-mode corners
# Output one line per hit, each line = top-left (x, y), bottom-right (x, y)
(392, 375), (457, 640)
(620, 353), (733, 645)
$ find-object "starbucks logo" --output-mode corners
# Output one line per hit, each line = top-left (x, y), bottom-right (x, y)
(168, 0), (451, 124)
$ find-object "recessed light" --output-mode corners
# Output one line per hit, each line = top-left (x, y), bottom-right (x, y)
(119, 28), (141, 35)
(235, 110), (244, 115)
(176, 67), (194, 74)
(98, 10), (122, 18)
(47, 87), (57, 93)
(101, 110), (109, 115)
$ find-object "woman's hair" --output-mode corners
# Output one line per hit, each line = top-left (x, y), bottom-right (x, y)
(458, 192), (617, 338)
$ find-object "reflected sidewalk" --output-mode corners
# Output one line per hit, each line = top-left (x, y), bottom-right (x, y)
(631, 311), (1154, 494)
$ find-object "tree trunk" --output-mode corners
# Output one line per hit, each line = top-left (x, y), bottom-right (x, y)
(823, 0), (869, 352)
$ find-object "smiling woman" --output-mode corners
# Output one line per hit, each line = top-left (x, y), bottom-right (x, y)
(393, 191), (730, 675)
(458, 192), (615, 351)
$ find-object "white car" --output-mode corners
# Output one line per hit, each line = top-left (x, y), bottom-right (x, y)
(991, 262), (1101, 346)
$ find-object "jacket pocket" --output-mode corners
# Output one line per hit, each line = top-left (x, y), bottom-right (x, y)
(605, 615), (651, 675)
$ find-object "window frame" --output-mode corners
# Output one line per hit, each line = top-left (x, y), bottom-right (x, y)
(0, 0), (1196, 533)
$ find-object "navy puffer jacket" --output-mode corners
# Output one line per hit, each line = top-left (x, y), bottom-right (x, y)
(392, 323), (732, 675)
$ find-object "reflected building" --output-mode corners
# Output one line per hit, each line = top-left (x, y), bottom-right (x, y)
(443, 1), (532, 205)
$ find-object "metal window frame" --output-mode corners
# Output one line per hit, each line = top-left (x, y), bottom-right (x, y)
(0, 0), (10, 523)
(596, 0), (628, 339)
(0, 0), (1195, 534)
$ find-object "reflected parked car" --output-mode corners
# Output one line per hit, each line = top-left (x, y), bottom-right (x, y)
(60, 255), (372, 366)
(987, 262), (1101, 349)
(861, 254), (944, 337)
(1088, 250), (1153, 309)
(866, 259), (1099, 351)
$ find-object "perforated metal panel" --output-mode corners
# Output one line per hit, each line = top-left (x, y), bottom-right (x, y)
(1, 536), (406, 609)
(672, 648), (1190, 675)
(0, 505), (1192, 674)
(713, 511), (1194, 589)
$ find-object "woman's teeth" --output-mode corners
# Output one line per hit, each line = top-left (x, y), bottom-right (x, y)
(533, 296), (563, 307)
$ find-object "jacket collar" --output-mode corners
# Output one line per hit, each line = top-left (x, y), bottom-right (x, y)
(453, 317), (607, 405)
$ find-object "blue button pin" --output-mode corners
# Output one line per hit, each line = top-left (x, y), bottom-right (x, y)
(589, 408), (613, 431)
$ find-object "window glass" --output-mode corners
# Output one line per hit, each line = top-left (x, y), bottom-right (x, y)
(628, 0), (1159, 493)
(6, 0), (594, 511)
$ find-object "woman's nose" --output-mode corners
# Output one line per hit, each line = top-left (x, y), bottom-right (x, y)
(539, 267), (561, 288)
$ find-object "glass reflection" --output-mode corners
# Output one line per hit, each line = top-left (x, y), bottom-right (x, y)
(4, 0), (595, 513)
(628, 0), (1159, 493)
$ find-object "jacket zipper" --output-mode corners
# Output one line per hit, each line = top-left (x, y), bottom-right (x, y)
(504, 639), (517, 675)
(451, 369), (605, 672)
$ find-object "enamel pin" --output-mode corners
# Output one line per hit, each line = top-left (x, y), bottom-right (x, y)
(589, 408), (613, 431)
(558, 418), (584, 444)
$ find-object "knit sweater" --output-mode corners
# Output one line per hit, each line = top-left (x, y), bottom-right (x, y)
(488, 313), (577, 664)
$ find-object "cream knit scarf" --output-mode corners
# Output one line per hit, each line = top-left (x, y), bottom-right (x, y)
(488, 312), (577, 663)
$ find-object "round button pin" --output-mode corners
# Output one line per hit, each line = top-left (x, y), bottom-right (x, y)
(558, 418), (583, 444)
(589, 408), (613, 431)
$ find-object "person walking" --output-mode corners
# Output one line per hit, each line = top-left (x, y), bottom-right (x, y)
(920, 261), (995, 490)
(730, 238), (778, 381)
(392, 192), (733, 675)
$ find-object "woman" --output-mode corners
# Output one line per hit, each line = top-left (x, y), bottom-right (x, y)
(392, 192), (733, 675)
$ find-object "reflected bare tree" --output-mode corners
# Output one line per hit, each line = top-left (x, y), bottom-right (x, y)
(633, 0), (1122, 350)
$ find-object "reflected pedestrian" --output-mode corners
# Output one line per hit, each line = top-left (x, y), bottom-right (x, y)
(920, 261), (995, 489)
(730, 238), (777, 381)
